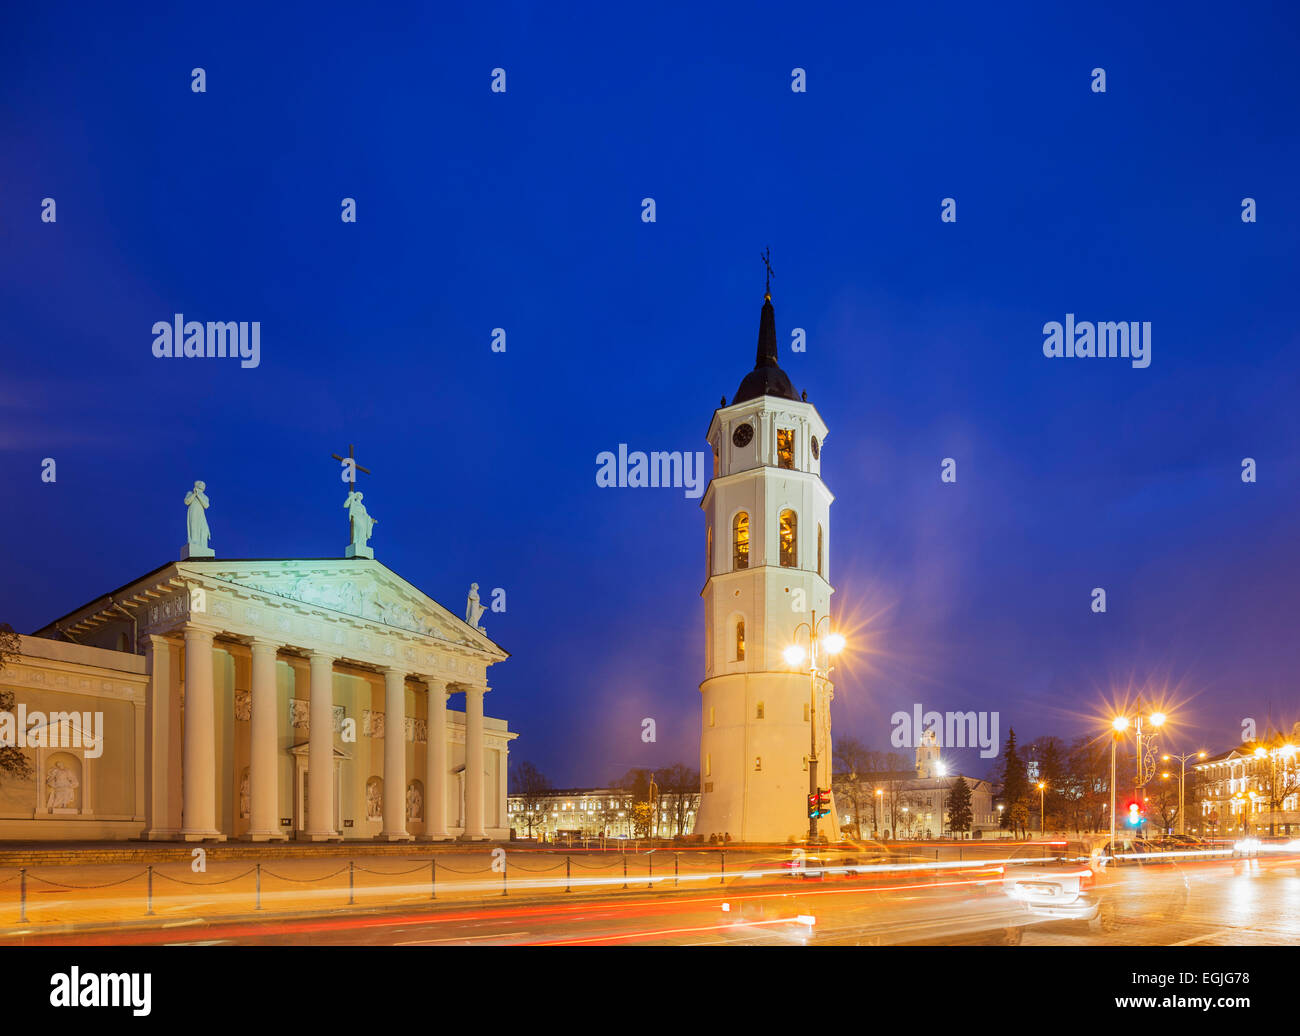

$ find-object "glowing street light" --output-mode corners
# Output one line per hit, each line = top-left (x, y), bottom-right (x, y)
(786, 610), (846, 845)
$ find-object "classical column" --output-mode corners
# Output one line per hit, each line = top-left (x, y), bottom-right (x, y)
(381, 668), (412, 840)
(181, 624), (222, 840)
(143, 634), (179, 839)
(463, 684), (487, 839)
(424, 679), (449, 840)
(248, 638), (282, 841)
(306, 651), (338, 840)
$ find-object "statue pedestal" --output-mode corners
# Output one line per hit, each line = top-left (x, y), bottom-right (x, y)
(181, 544), (215, 559)
(345, 544), (374, 560)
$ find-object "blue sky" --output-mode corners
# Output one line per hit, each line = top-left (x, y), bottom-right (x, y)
(2, 1), (1298, 784)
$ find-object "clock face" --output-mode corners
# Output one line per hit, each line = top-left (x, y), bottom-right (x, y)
(732, 423), (754, 448)
(811, 436), (820, 459)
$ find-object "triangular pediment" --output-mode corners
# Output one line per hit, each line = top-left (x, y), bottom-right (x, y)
(175, 558), (504, 658)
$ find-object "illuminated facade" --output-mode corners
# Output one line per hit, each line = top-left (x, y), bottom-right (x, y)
(695, 285), (839, 844)
(2, 557), (516, 841)
(506, 786), (699, 842)
(1193, 730), (1300, 837)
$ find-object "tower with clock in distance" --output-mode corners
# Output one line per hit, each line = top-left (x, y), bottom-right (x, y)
(695, 280), (840, 845)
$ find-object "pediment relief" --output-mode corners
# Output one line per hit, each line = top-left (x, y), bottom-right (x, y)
(180, 562), (487, 651)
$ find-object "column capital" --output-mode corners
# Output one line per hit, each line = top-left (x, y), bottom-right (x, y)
(425, 676), (449, 693)
(142, 632), (174, 651)
(247, 636), (281, 651)
(307, 650), (335, 665)
(380, 665), (409, 679)
(182, 621), (221, 641)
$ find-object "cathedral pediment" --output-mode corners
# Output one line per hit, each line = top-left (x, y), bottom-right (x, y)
(175, 559), (501, 656)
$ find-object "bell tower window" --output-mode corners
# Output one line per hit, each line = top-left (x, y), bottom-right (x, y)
(777, 429), (795, 469)
(732, 511), (750, 570)
(735, 619), (745, 661)
(817, 523), (824, 578)
(779, 509), (798, 567)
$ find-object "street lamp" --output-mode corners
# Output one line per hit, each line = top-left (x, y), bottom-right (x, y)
(784, 611), (845, 845)
(1162, 749), (1206, 836)
(1037, 781), (1046, 834)
(874, 788), (882, 837)
(1109, 706), (1167, 846)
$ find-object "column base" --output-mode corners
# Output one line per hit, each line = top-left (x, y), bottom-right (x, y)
(378, 832), (415, 842)
(419, 834), (453, 842)
(459, 833), (489, 842)
(246, 831), (289, 842)
(182, 831), (227, 842)
(143, 828), (182, 841)
(299, 832), (343, 842)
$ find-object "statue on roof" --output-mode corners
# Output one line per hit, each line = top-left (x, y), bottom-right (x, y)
(182, 480), (215, 559)
(344, 490), (377, 559)
(466, 583), (487, 631)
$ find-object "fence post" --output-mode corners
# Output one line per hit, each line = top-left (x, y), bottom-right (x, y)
(720, 850), (726, 885)
(255, 863), (262, 911)
(674, 852), (679, 887)
(648, 852), (653, 889)
(146, 864), (154, 916)
(502, 854), (508, 897)
(348, 860), (355, 905)
(623, 854), (628, 890)
(565, 856), (571, 893)
(18, 868), (26, 923)
(430, 859), (436, 900)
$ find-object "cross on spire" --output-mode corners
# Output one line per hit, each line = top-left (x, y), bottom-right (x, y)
(331, 443), (371, 492)
(761, 246), (774, 298)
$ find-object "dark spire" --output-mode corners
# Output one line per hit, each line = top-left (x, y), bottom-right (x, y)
(729, 253), (800, 406)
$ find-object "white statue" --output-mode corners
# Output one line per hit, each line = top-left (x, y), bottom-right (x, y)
(406, 782), (422, 821)
(45, 761), (79, 810)
(344, 490), (377, 557)
(465, 583), (486, 629)
(366, 778), (383, 821)
(239, 771), (250, 818)
(183, 481), (214, 558)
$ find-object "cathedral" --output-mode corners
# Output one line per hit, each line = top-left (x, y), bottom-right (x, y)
(694, 277), (842, 844)
(0, 488), (515, 842)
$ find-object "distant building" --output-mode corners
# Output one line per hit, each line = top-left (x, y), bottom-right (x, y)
(833, 731), (999, 839)
(507, 787), (699, 843)
(1193, 726), (1300, 837)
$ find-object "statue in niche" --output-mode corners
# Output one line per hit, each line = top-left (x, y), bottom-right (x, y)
(344, 491), (377, 549)
(239, 770), (250, 818)
(407, 782), (422, 821)
(366, 778), (383, 821)
(465, 583), (486, 630)
(45, 761), (78, 810)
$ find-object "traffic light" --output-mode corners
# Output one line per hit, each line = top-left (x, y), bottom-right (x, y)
(1125, 800), (1143, 827)
(808, 789), (832, 819)
(818, 789), (833, 818)
(807, 792), (820, 819)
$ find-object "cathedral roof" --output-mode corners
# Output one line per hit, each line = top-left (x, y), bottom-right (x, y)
(731, 292), (801, 406)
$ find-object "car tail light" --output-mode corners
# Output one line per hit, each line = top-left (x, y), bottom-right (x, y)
(1079, 870), (1095, 889)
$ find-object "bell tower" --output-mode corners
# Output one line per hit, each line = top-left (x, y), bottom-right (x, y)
(695, 271), (839, 844)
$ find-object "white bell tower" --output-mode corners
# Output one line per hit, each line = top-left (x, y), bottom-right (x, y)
(695, 277), (839, 844)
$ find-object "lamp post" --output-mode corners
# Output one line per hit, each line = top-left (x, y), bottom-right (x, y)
(1109, 706), (1166, 844)
(1162, 749), (1206, 836)
(874, 788), (882, 837)
(784, 611), (845, 845)
(1037, 781), (1046, 834)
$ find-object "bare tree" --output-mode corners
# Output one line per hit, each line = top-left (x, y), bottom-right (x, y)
(0, 624), (33, 786)
(508, 760), (552, 839)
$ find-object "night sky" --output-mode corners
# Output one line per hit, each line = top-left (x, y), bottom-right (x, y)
(3, 2), (1298, 786)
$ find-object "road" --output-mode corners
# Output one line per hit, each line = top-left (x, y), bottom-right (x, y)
(10, 846), (1297, 947)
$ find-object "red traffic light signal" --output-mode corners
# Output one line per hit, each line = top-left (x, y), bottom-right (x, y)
(1125, 800), (1143, 827)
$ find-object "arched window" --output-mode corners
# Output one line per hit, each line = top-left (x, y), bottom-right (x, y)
(706, 524), (713, 580)
(754, 757), (762, 771)
(817, 523), (824, 578)
(732, 511), (750, 570)
(779, 509), (798, 567)
(735, 619), (745, 662)
(756, 702), (764, 719)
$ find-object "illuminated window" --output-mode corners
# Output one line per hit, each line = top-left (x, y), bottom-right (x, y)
(709, 707), (715, 726)
(735, 619), (745, 661)
(706, 524), (713, 580)
(706, 754), (711, 777)
(755, 757), (762, 771)
(777, 429), (795, 469)
(756, 702), (764, 719)
(732, 511), (749, 570)
(779, 509), (798, 567)
(817, 523), (824, 578)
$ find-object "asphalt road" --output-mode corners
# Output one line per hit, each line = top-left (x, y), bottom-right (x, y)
(28, 847), (1293, 947)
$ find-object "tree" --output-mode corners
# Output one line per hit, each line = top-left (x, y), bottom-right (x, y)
(508, 760), (552, 839)
(998, 727), (1029, 836)
(0, 624), (33, 787)
(1027, 735), (1066, 830)
(630, 802), (654, 838)
(656, 763), (700, 837)
(947, 777), (973, 836)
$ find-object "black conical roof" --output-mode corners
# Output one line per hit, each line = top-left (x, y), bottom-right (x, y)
(731, 293), (800, 405)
